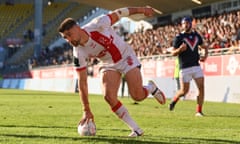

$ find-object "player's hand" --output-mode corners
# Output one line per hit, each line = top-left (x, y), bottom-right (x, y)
(143, 7), (154, 17)
(79, 110), (94, 126)
(179, 43), (187, 52)
(200, 56), (207, 62)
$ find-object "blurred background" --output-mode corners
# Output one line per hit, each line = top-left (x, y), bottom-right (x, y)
(1, 0), (240, 103)
(1, 0), (239, 75)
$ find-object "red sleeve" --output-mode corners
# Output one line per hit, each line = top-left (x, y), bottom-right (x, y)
(107, 14), (114, 25)
(75, 67), (87, 72)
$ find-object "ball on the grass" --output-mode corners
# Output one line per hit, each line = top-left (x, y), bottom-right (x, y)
(77, 119), (96, 136)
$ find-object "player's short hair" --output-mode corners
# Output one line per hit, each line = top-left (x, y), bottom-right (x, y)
(181, 16), (192, 27)
(58, 17), (77, 33)
(181, 16), (192, 23)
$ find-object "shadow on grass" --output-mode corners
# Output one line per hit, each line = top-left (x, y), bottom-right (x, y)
(0, 92), (70, 96)
(205, 114), (240, 118)
(0, 124), (73, 129)
(165, 136), (240, 144)
(1, 133), (239, 144)
(0, 125), (239, 143)
(0, 133), (163, 144)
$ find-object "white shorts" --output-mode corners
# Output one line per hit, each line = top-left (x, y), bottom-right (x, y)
(99, 53), (141, 74)
(180, 66), (203, 83)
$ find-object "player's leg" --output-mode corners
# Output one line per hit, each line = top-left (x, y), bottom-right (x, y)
(169, 68), (191, 111)
(176, 77), (186, 99)
(124, 67), (146, 101)
(125, 67), (166, 104)
(194, 77), (204, 116)
(101, 70), (143, 136)
(193, 66), (205, 116)
(169, 81), (190, 111)
(101, 70), (121, 107)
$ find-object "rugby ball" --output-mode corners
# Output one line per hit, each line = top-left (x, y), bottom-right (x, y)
(77, 119), (96, 136)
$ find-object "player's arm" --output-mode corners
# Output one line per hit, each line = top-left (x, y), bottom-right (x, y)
(197, 33), (208, 62)
(171, 43), (187, 56)
(76, 68), (94, 124)
(77, 68), (89, 111)
(108, 7), (155, 25)
(199, 44), (208, 62)
(171, 36), (187, 56)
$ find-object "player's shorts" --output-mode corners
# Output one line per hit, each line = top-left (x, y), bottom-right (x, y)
(99, 52), (141, 74)
(180, 66), (203, 83)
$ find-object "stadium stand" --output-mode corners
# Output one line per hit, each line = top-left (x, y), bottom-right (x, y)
(0, 1), (95, 74)
(127, 10), (240, 57)
(1, 0), (240, 75)
(34, 7), (240, 67)
(0, 3), (33, 40)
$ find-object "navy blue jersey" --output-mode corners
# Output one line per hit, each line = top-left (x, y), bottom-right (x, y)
(173, 30), (203, 69)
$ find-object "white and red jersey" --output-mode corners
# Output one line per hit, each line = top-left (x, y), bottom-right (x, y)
(73, 14), (140, 73)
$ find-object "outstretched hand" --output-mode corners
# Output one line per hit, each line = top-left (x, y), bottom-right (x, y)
(146, 6), (162, 16)
(79, 110), (94, 126)
(143, 6), (155, 17)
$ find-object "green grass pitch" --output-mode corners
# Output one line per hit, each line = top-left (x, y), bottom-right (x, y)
(0, 88), (239, 144)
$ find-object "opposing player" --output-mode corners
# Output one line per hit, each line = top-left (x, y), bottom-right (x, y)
(58, 7), (166, 137)
(169, 16), (208, 116)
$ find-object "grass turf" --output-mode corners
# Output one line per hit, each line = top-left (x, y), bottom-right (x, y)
(0, 89), (239, 144)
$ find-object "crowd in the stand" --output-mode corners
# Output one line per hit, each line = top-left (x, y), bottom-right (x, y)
(127, 10), (240, 57)
(31, 9), (240, 68)
(30, 43), (73, 68)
